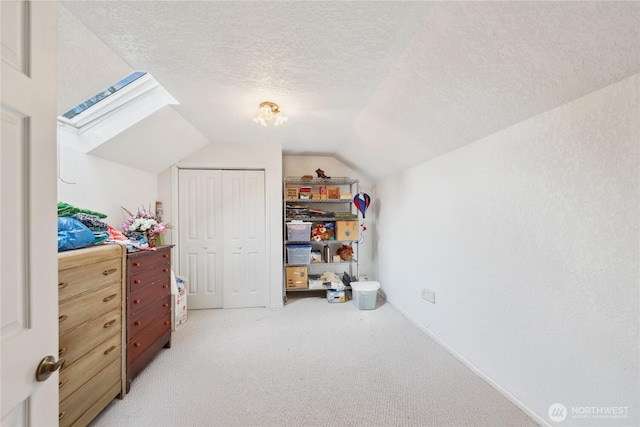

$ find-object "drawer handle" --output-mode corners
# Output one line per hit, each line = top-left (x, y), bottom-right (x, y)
(59, 315), (68, 322)
(162, 284), (168, 289)
(134, 320), (141, 326)
(58, 282), (68, 289)
(59, 347), (67, 356)
(103, 319), (117, 328)
(162, 268), (169, 273)
(134, 279), (141, 284)
(103, 293), (118, 302)
(164, 321), (170, 326)
(163, 303), (169, 308)
(59, 379), (68, 388)
(59, 411), (67, 420)
(104, 345), (117, 355)
(134, 342), (141, 347)
(132, 262), (141, 267)
(133, 299), (141, 304)
(162, 253), (169, 258)
(103, 268), (117, 275)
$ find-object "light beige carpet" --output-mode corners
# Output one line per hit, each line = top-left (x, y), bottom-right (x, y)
(90, 293), (539, 427)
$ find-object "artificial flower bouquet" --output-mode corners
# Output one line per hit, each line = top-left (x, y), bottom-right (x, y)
(121, 205), (171, 246)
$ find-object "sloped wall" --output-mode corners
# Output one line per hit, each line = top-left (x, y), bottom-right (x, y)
(375, 74), (639, 426)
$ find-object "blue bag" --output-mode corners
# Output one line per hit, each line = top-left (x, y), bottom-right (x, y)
(58, 217), (95, 251)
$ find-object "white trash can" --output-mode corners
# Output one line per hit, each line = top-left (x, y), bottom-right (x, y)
(351, 281), (380, 310)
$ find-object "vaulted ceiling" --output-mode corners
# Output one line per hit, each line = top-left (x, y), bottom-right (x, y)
(59, 1), (640, 180)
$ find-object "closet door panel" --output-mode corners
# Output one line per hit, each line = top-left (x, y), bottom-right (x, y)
(178, 169), (223, 309)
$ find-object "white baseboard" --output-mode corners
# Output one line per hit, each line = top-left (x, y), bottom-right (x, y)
(384, 297), (549, 427)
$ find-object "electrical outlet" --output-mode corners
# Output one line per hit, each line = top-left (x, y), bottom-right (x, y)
(422, 289), (435, 304)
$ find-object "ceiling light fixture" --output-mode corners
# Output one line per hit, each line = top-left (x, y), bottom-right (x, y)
(253, 101), (288, 127)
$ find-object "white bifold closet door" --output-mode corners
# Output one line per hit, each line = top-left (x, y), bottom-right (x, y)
(178, 169), (266, 309)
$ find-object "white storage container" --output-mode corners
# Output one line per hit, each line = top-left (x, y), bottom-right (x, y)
(286, 244), (312, 264)
(286, 221), (312, 241)
(350, 281), (380, 310)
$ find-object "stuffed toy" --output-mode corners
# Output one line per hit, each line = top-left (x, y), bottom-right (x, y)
(336, 245), (353, 261)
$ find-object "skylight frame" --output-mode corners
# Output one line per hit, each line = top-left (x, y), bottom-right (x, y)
(58, 71), (152, 130)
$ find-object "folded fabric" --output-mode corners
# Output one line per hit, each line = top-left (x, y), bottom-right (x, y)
(107, 224), (127, 241)
(57, 202), (107, 219)
(72, 212), (108, 231)
(92, 231), (109, 245)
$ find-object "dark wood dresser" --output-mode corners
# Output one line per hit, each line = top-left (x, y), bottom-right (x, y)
(126, 246), (172, 390)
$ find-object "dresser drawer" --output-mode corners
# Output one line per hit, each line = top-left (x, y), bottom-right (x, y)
(128, 294), (171, 341)
(59, 245), (122, 271)
(128, 264), (171, 294)
(59, 284), (121, 335)
(127, 311), (171, 365)
(59, 333), (121, 402)
(59, 258), (122, 301)
(59, 359), (121, 427)
(59, 308), (121, 368)
(127, 248), (170, 272)
(128, 280), (170, 315)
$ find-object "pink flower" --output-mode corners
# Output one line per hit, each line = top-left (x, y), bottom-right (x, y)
(150, 223), (167, 235)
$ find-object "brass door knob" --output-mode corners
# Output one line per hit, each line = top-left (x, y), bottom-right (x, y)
(36, 355), (65, 382)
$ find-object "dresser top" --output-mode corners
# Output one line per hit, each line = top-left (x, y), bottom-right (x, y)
(126, 245), (173, 259)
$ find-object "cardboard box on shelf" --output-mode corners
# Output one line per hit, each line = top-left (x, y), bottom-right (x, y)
(308, 277), (326, 290)
(309, 274), (341, 290)
(286, 266), (308, 289)
(286, 187), (299, 200)
(336, 220), (359, 241)
(327, 187), (340, 199)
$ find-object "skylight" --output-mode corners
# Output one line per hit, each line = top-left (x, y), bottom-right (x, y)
(57, 71), (178, 153)
(61, 71), (147, 120)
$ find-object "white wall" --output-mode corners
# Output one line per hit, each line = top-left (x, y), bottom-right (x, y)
(283, 155), (376, 281)
(375, 74), (639, 426)
(159, 142), (283, 308)
(58, 144), (158, 226)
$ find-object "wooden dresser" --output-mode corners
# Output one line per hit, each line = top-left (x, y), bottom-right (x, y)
(126, 246), (172, 390)
(58, 244), (126, 427)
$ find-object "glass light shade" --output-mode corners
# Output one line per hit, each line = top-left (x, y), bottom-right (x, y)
(254, 102), (287, 127)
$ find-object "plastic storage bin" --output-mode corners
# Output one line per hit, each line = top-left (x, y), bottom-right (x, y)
(351, 281), (380, 310)
(287, 222), (312, 241)
(286, 244), (312, 265)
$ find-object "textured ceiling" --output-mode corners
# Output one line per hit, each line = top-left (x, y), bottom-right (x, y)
(59, 1), (640, 180)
